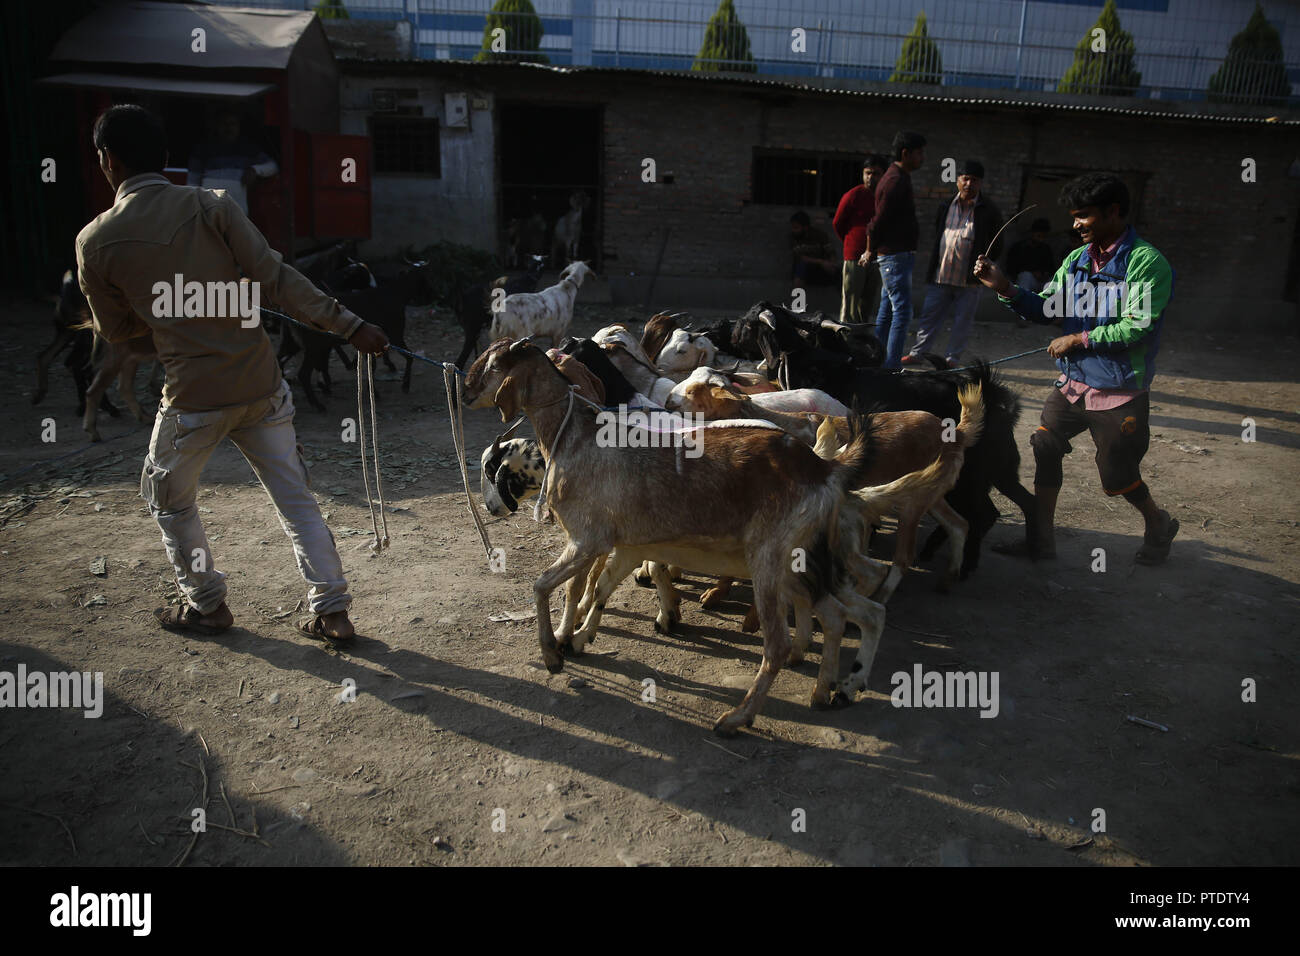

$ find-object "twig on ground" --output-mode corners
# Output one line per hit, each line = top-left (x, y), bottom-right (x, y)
(0, 802), (77, 856)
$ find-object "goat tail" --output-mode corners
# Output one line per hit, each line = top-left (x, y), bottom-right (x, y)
(956, 381), (985, 449)
(849, 451), (954, 528)
(830, 412), (878, 495)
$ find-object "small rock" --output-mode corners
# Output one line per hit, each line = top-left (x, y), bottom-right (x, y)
(432, 836), (452, 851)
(268, 692), (281, 704)
(567, 677), (589, 689)
(972, 783), (992, 797)
(85, 594), (108, 607)
(292, 768), (319, 783)
(288, 716), (299, 729)
(542, 813), (574, 833)
(823, 729), (845, 745)
(89, 556), (108, 577)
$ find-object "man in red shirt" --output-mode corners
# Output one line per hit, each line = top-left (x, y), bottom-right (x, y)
(833, 153), (889, 324)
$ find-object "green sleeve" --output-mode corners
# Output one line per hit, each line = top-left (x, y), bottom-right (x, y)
(1087, 246), (1172, 349)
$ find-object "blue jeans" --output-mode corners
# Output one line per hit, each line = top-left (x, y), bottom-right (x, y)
(874, 252), (915, 368)
(911, 283), (982, 362)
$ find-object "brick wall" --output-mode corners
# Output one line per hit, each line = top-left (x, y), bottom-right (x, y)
(347, 63), (1300, 324)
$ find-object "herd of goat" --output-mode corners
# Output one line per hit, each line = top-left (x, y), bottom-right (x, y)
(32, 249), (1039, 735)
(466, 298), (1038, 734)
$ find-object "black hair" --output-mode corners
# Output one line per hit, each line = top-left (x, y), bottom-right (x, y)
(92, 104), (167, 174)
(790, 210), (811, 227)
(864, 153), (890, 170)
(1058, 172), (1130, 217)
(891, 130), (926, 160)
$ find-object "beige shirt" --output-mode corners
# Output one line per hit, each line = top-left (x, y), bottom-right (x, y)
(76, 173), (363, 411)
(935, 196), (976, 286)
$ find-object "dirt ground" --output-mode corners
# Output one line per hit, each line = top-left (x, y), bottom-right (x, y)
(1, 295), (1297, 868)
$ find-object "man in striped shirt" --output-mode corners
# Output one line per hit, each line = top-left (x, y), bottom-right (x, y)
(907, 160), (1002, 367)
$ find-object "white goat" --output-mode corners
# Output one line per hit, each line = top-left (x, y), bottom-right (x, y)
(489, 261), (593, 345)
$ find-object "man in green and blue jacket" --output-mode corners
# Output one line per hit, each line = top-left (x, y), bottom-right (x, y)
(973, 172), (1178, 565)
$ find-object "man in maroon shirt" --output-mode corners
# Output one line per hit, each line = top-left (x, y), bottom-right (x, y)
(860, 130), (926, 368)
(833, 153), (889, 323)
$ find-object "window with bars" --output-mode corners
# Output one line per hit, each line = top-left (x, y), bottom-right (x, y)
(751, 150), (863, 207)
(370, 116), (441, 176)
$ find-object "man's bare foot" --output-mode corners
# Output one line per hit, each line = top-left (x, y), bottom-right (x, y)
(300, 610), (356, 642)
(154, 601), (233, 636)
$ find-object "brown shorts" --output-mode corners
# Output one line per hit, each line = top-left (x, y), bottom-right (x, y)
(1030, 387), (1150, 495)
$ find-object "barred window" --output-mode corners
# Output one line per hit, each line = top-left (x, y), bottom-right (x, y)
(371, 116), (440, 176)
(752, 150), (863, 207)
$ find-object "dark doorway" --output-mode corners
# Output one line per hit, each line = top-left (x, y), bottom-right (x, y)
(497, 102), (601, 270)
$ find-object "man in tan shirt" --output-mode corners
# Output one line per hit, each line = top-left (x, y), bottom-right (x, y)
(76, 104), (388, 641)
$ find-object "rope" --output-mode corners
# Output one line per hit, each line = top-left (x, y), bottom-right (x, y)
(907, 344), (1051, 375)
(534, 387), (577, 522)
(442, 362), (495, 564)
(355, 353), (388, 552)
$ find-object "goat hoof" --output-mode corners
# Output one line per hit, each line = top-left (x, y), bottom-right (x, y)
(712, 713), (743, 737)
(543, 655), (564, 674)
(86, 431), (102, 443)
(810, 695), (833, 710)
(829, 691), (856, 709)
(633, 573), (653, 588)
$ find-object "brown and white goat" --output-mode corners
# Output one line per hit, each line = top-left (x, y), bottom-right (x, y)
(810, 385), (985, 600)
(83, 332), (158, 442)
(464, 337), (896, 733)
(575, 450), (957, 707)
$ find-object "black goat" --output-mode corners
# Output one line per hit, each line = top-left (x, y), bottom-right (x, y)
(288, 259), (432, 411)
(768, 335), (1038, 577)
(454, 254), (545, 369)
(696, 301), (884, 370)
(556, 336), (639, 406)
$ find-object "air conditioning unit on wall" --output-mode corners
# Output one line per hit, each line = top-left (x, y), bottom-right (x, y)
(444, 92), (469, 129)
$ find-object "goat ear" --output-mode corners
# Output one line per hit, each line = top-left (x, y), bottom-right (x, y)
(493, 374), (523, 422)
(709, 385), (741, 404)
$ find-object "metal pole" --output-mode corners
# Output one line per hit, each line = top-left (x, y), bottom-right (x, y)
(1014, 0), (1027, 91)
(615, 7), (620, 68)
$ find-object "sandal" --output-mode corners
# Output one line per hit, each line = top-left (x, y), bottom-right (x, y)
(154, 603), (232, 636)
(299, 611), (356, 643)
(1135, 512), (1179, 566)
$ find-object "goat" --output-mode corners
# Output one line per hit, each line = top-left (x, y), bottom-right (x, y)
(639, 311), (682, 369)
(480, 420), (547, 517)
(83, 332), (158, 442)
(454, 254), (546, 370)
(762, 326), (1038, 574)
(546, 349), (605, 405)
(490, 261), (593, 347)
(591, 324), (676, 407)
(551, 191), (590, 266)
(289, 259), (431, 410)
(34, 268), (119, 418)
(557, 337), (639, 406)
(463, 337), (910, 732)
(810, 387), (984, 600)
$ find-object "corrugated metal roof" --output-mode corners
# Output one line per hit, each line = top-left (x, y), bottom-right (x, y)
(339, 56), (1300, 126)
(51, 1), (316, 70)
(38, 73), (276, 98)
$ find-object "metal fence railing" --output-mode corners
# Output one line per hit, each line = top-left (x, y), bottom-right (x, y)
(264, 1), (1299, 107)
